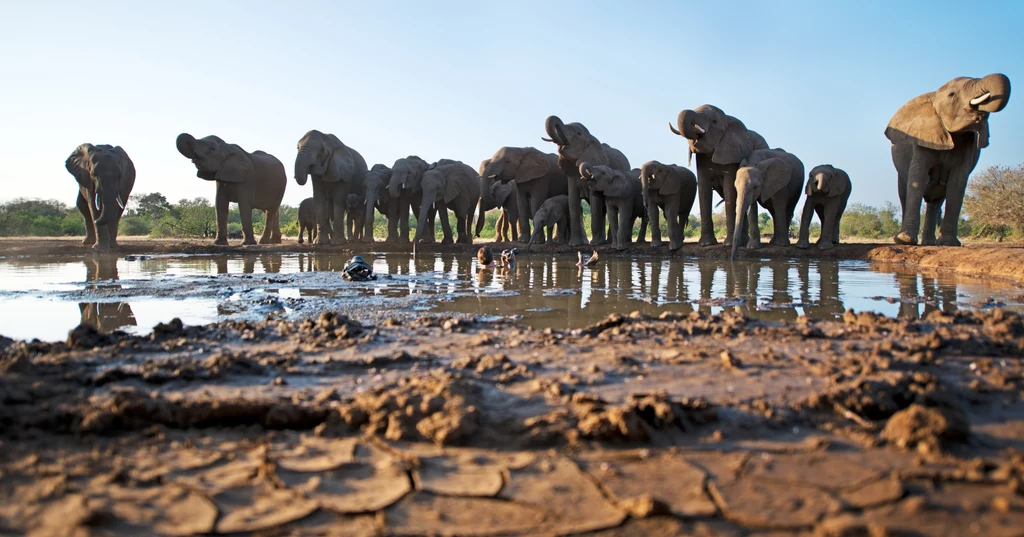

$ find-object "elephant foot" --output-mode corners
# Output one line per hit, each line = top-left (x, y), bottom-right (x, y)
(515, 236), (530, 244)
(796, 240), (810, 249)
(590, 238), (610, 247)
(82, 238), (96, 247)
(921, 236), (937, 246)
(441, 237), (454, 246)
(569, 237), (586, 247)
(92, 243), (111, 253)
(651, 240), (665, 248)
(330, 239), (346, 247)
(699, 235), (718, 247)
(241, 239), (257, 246)
(746, 241), (762, 250)
(893, 232), (918, 246)
(770, 237), (790, 247)
(669, 241), (684, 251)
(818, 241), (834, 251)
(214, 238), (229, 246)
(936, 235), (962, 247)
(615, 244), (627, 252)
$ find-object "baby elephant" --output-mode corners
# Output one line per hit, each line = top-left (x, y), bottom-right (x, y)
(797, 165), (851, 250)
(527, 195), (570, 249)
(346, 193), (367, 242)
(579, 163), (647, 250)
(640, 160), (697, 251)
(298, 197), (317, 244)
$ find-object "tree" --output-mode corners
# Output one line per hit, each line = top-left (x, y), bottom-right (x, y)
(963, 164), (1024, 239)
(134, 192), (172, 218)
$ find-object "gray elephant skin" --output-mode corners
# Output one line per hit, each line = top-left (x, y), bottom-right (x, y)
(527, 194), (570, 248)
(65, 143), (136, 251)
(294, 130), (367, 245)
(387, 156), (436, 244)
(578, 163), (648, 250)
(362, 164), (402, 243)
(345, 193), (366, 242)
(640, 160), (697, 251)
(480, 148), (569, 243)
(797, 165), (851, 250)
(414, 159), (481, 244)
(886, 73), (1011, 246)
(298, 197), (318, 244)
(544, 116), (630, 246)
(176, 133), (286, 245)
(670, 105), (769, 248)
(475, 159), (520, 242)
(732, 148), (805, 259)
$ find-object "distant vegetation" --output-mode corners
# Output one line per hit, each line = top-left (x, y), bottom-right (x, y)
(3, 164), (1022, 242)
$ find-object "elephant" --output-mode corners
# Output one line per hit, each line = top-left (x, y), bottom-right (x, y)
(346, 193), (366, 242)
(797, 165), (851, 250)
(732, 148), (805, 260)
(479, 148), (569, 242)
(413, 159), (481, 244)
(297, 197), (317, 244)
(669, 105), (769, 247)
(526, 194), (570, 248)
(65, 144), (136, 251)
(885, 73), (1011, 246)
(543, 116), (630, 246)
(362, 164), (399, 242)
(294, 130), (367, 245)
(175, 133), (286, 245)
(639, 160), (698, 251)
(387, 156), (436, 243)
(578, 163), (648, 250)
(475, 164), (521, 242)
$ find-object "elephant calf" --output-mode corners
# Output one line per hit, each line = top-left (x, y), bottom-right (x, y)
(797, 165), (851, 250)
(732, 148), (805, 259)
(65, 143), (136, 252)
(527, 195), (570, 248)
(578, 163), (648, 250)
(346, 193), (366, 242)
(298, 197), (317, 244)
(475, 180), (520, 242)
(640, 160), (697, 251)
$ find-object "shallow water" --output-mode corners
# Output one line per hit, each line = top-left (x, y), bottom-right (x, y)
(0, 252), (1021, 341)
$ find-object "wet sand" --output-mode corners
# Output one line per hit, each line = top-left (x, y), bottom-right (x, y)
(2, 307), (1024, 535)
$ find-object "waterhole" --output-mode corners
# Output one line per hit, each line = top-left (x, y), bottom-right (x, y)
(0, 252), (1021, 341)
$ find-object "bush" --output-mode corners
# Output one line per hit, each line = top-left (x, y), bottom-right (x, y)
(963, 164), (1024, 239)
(118, 216), (151, 236)
(839, 202), (902, 239)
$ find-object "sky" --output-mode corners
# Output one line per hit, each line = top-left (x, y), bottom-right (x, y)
(1, 0), (1022, 213)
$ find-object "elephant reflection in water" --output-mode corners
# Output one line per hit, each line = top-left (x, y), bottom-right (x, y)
(894, 271), (959, 320)
(79, 256), (137, 333)
(214, 254), (283, 275)
(797, 261), (844, 320)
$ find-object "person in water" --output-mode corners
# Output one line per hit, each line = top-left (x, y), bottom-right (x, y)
(477, 247), (494, 268)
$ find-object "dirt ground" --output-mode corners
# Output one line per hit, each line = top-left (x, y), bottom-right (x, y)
(2, 239), (1024, 536)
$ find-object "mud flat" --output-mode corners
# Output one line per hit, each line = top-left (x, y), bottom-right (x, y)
(2, 307), (1024, 536)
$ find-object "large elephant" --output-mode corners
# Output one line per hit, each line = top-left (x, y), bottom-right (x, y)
(294, 130), (367, 245)
(362, 164), (398, 242)
(175, 133), (285, 245)
(65, 144), (136, 252)
(298, 197), (317, 244)
(886, 73), (1011, 246)
(639, 160), (697, 251)
(543, 116), (630, 246)
(387, 156), (435, 243)
(480, 147), (569, 242)
(526, 194), (570, 248)
(413, 159), (481, 244)
(732, 148), (805, 259)
(669, 105), (769, 247)
(797, 165), (851, 250)
(475, 164), (520, 242)
(578, 163), (648, 250)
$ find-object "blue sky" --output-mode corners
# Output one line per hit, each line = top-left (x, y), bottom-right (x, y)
(1, 0), (1021, 212)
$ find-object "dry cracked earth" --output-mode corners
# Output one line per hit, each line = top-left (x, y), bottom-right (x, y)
(2, 307), (1024, 536)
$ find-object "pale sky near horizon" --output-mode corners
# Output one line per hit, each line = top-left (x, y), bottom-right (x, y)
(1, 1), (1021, 213)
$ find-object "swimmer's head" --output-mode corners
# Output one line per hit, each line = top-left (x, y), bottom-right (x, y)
(477, 247), (493, 266)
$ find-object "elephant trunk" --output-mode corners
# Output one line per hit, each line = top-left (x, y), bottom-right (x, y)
(677, 110), (702, 140)
(732, 186), (753, 261)
(414, 193), (434, 243)
(971, 73), (1011, 113)
(475, 199), (488, 238)
(815, 173), (826, 194)
(363, 188), (378, 242)
(294, 146), (314, 186)
(175, 133), (197, 159)
(94, 179), (120, 227)
(544, 116), (566, 145)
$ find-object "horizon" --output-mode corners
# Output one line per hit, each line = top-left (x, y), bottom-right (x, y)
(1, 1), (1021, 214)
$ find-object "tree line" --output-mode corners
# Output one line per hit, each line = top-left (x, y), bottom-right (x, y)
(3, 164), (1022, 241)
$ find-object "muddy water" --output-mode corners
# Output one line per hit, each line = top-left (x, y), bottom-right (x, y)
(0, 252), (1021, 341)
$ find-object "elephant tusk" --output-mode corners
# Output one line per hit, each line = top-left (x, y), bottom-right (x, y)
(116, 195), (125, 210)
(693, 123), (706, 135)
(487, 174), (497, 179)
(970, 92), (991, 106)
(94, 193), (100, 209)
(541, 137), (554, 143)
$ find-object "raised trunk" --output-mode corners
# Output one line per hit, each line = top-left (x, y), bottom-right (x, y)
(677, 110), (701, 140)
(544, 116), (566, 145)
(175, 133), (198, 159)
(973, 73), (1011, 113)
(294, 146), (314, 186)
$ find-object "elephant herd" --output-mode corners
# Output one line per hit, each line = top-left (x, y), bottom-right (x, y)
(66, 73), (1009, 254)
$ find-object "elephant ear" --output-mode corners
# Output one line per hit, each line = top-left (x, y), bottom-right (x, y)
(756, 158), (791, 203)
(607, 172), (635, 198)
(215, 148), (253, 184)
(885, 93), (954, 150)
(658, 169), (682, 196)
(829, 168), (850, 198)
(66, 144), (93, 187)
(514, 150), (550, 184)
(114, 146), (135, 180)
(711, 121), (758, 165)
(443, 172), (462, 204)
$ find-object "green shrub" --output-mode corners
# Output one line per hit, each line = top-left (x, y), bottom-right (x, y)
(118, 216), (151, 236)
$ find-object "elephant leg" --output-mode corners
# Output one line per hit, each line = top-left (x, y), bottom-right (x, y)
(331, 193), (347, 245)
(637, 209), (648, 246)
(724, 171), (739, 247)
(556, 215), (569, 243)
(667, 200), (684, 251)
(238, 200), (257, 246)
(833, 199), (847, 245)
(797, 199), (815, 249)
(696, 162), (718, 247)
(745, 203), (760, 250)
(500, 211), (510, 242)
(258, 209), (273, 244)
(507, 201), (520, 242)
(298, 224), (304, 244)
(214, 186), (230, 245)
(312, 184), (331, 246)
(921, 201), (941, 246)
(435, 204), (453, 245)
(76, 192), (97, 246)
(515, 188), (531, 243)
(895, 149), (938, 245)
(616, 203), (632, 251)
(770, 198), (790, 246)
(590, 194), (608, 246)
(648, 198), (663, 247)
(818, 199), (839, 250)
(385, 202), (398, 243)
(566, 178), (586, 246)
(398, 199), (410, 243)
